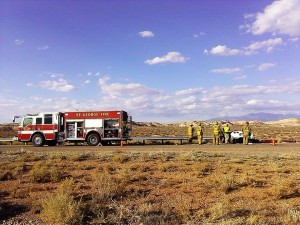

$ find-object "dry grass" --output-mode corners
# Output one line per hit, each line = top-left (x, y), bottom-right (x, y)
(40, 178), (83, 225)
(1, 146), (300, 224)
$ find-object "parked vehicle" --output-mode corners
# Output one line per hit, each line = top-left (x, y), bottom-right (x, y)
(13, 110), (132, 147)
(230, 130), (254, 143)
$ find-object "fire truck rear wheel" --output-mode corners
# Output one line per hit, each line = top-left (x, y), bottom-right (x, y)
(32, 133), (45, 147)
(87, 133), (100, 146)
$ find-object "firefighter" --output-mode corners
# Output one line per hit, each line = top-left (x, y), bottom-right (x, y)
(223, 123), (231, 144)
(188, 124), (194, 144)
(212, 121), (221, 145)
(242, 121), (252, 145)
(196, 122), (204, 145)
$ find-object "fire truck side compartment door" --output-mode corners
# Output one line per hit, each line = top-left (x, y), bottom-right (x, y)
(85, 119), (103, 128)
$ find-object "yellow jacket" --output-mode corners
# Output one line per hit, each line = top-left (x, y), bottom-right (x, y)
(188, 126), (194, 137)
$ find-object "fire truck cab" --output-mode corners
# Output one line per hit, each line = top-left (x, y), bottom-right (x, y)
(14, 112), (64, 147)
(14, 110), (132, 147)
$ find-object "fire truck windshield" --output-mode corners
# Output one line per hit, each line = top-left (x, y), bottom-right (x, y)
(23, 117), (33, 127)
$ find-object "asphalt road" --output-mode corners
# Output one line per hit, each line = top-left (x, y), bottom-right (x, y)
(1, 143), (300, 157)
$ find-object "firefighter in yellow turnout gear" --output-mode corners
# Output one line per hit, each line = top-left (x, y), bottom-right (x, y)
(187, 124), (194, 144)
(212, 121), (221, 145)
(242, 121), (252, 145)
(222, 123), (231, 144)
(196, 122), (204, 145)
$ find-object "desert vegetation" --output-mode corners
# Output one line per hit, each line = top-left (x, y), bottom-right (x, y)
(0, 121), (300, 224)
(1, 145), (300, 224)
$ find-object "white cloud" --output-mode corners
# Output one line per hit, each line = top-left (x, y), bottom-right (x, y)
(245, 0), (300, 36)
(98, 76), (161, 97)
(60, 78), (300, 114)
(246, 99), (263, 105)
(289, 37), (300, 42)
(145, 52), (188, 65)
(244, 38), (283, 55)
(206, 45), (241, 56)
(39, 79), (75, 92)
(258, 63), (276, 71)
(38, 45), (49, 50)
(175, 88), (204, 96)
(205, 38), (283, 56)
(138, 30), (154, 37)
(49, 73), (64, 78)
(15, 39), (24, 45)
(210, 67), (242, 74)
(26, 83), (34, 87)
(95, 76), (300, 121)
(2, 75), (300, 123)
(234, 75), (247, 80)
(193, 32), (206, 38)
(84, 80), (91, 84)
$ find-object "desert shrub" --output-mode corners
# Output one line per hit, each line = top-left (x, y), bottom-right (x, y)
(192, 162), (214, 177)
(0, 171), (14, 181)
(177, 150), (211, 162)
(269, 176), (299, 199)
(40, 178), (83, 225)
(30, 162), (65, 183)
(111, 154), (130, 163)
(219, 173), (238, 193)
(90, 173), (123, 202)
(208, 199), (231, 222)
(49, 167), (66, 182)
(246, 213), (264, 225)
(30, 163), (51, 183)
(88, 173), (126, 224)
(69, 152), (93, 162)
(0, 125), (16, 138)
(285, 208), (300, 224)
(18, 153), (45, 162)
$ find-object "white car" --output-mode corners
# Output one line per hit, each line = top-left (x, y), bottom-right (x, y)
(230, 131), (254, 143)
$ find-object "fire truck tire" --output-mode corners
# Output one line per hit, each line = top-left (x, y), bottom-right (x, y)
(32, 133), (45, 147)
(86, 133), (100, 146)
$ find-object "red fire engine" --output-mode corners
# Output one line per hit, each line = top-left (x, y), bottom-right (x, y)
(13, 110), (132, 147)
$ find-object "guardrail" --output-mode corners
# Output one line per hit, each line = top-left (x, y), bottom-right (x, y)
(0, 138), (16, 145)
(130, 136), (212, 145)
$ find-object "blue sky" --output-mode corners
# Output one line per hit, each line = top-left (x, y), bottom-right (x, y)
(1, 0), (300, 123)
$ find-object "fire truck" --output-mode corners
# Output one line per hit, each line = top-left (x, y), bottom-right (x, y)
(13, 110), (132, 147)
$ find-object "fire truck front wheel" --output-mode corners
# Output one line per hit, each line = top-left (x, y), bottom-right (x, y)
(86, 133), (100, 146)
(32, 133), (45, 147)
